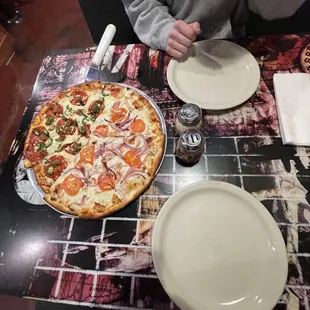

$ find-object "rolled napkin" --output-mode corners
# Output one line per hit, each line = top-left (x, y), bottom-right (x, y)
(248, 0), (305, 20)
(273, 73), (310, 146)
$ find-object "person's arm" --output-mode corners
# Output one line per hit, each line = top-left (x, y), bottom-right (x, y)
(248, 0), (306, 20)
(122, 0), (175, 51)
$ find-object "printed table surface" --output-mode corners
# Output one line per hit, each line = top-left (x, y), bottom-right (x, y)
(0, 34), (310, 309)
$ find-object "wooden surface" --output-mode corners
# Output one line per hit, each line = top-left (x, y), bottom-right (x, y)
(0, 0), (92, 169)
(0, 25), (14, 69)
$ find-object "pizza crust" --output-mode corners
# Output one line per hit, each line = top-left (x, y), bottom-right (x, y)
(26, 82), (166, 219)
(44, 195), (78, 216)
(23, 105), (49, 168)
(34, 164), (52, 193)
(24, 159), (32, 169)
(52, 80), (102, 102)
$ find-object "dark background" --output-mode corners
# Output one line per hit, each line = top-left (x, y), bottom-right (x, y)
(78, 0), (310, 45)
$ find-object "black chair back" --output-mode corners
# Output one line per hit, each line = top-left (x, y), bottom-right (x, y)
(78, 0), (140, 45)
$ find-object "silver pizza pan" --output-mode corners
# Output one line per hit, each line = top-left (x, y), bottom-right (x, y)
(26, 82), (167, 218)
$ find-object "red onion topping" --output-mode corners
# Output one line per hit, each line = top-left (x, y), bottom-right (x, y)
(101, 161), (117, 180)
(123, 96), (133, 111)
(114, 188), (124, 202)
(124, 134), (146, 150)
(101, 150), (115, 162)
(63, 168), (86, 180)
(120, 167), (147, 183)
(93, 131), (106, 139)
(109, 122), (125, 132)
(116, 112), (131, 127)
(95, 143), (106, 157)
(106, 145), (123, 159)
(108, 168), (117, 180)
(63, 167), (102, 188)
(137, 142), (149, 156)
(139, 150), (153, 158)
(88, 176), (98, 187)
(105, 114), (137, 131)
(118, 117), (136, 130)
(81, 194), (87, 205)
(112, 101), (121, 111)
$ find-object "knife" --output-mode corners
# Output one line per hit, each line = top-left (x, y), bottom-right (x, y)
(85, 24), (118, 83)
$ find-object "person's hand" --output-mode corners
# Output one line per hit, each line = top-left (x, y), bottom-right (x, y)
(166, 20), (201, 58)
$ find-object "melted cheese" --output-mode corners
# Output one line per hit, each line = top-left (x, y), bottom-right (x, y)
(85, 187), (114, 205)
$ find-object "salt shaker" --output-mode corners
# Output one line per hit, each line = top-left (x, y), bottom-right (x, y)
(175, 129), (204, 165)
(175, 103), (202, 136)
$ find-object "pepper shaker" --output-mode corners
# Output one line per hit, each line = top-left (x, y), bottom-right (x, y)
(175, 103), (202, 136)
(175, 129), (204, 165)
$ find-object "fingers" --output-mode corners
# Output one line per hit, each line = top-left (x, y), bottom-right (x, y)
(167, 37), (188, 54)
(174, 20), (196, 41)
(189, 22), (201, 36)
(166, 46), (183, 58)
(169, 28), (192, 48)
(166, 20), (200, 58)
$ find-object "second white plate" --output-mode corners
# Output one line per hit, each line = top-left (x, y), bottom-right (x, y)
(167, 40), (261, 110)
(152, 181), (287, 310)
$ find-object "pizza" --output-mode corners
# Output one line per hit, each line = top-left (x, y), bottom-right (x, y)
(24, 81), (165, 218)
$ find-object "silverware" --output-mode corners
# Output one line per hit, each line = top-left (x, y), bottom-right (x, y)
(100, 64), (126, 83)
(86, 24), (124, 83)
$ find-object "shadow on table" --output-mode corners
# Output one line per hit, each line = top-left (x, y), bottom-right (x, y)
(35, 301), (92, 310)
(0, 295), (35, 310)
(246, 0), (310, 36)
(0, 294), (96, 310)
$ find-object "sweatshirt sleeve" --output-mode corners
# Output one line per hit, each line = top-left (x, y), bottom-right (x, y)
(122, 0), (176, 51)
(248, 0), (306, 20)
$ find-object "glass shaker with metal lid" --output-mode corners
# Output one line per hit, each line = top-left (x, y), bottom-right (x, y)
(176, 129), (204, 165)
(175, 103), (202, 136)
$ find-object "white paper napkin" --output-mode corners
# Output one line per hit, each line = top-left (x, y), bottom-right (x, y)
(248, 0), (305, 20)
(273, 73), (310, 146)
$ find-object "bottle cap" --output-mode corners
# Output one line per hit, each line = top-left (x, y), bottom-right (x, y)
(181, 129), (203, 152)
(178, 104), (202, 126)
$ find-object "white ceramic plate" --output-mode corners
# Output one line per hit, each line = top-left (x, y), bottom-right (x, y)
(167, 40), (261, 110)
(152, 181), (287, 310)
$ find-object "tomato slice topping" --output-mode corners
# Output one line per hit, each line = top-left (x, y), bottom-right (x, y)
(94, 125), (109, 137)
(45, 155), (68, 181)
(80, 144), (95, 165)
(130, 119), (146, 133)
(56, 119), (77, 136)
(98, 174), (115, 192)
(63, 175), (83, 196)
(70, 90), (88, 106)
(111, 108), (128, 123)
(124, 151), (141, 168)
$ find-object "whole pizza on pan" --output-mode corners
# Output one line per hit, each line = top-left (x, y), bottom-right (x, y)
(24, 81), (165, 219)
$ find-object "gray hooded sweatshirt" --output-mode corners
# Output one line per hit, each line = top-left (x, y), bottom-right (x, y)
(121, 0), (305, 51)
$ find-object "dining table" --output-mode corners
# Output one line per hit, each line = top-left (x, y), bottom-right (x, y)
(0, 33), (310, 310)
